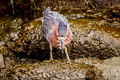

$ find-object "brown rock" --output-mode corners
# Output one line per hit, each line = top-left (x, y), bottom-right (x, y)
(0, 54), (5, 68)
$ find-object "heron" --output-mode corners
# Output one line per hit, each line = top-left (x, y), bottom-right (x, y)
(42, 8), (72, 63)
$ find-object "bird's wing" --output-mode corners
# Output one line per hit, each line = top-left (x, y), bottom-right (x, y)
(42, 8), (68, 37)
(42, 8), (56, 37)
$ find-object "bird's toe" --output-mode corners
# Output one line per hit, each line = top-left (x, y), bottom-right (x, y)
(43, 59), (60, 63)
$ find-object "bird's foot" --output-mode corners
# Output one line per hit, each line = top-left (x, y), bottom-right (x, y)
(67, 60), (72, 64)
(43, 59), (60, 63)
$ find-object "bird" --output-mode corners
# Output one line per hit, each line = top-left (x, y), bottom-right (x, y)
(42, 7), (72, 63)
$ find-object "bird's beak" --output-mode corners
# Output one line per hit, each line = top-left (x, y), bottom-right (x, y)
(61, 39), (65, 54)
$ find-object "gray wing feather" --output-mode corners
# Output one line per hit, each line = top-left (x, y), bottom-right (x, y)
(42, 8), (68, 38)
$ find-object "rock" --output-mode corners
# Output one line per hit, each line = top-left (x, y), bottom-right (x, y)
(111, 5), (120, 17)
(94, 57), (120, 80)
(9, 32), (19, 41)
(3, 19), (119, 60)
(68, 14), (85, 19)
(7, 60), (89, 80)
(4, 57), (120, 80)
(0, 54), (5, 68)
(20, 58), (26, 62)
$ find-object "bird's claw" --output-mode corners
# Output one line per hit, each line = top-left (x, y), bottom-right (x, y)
(67, 60), (72, 64)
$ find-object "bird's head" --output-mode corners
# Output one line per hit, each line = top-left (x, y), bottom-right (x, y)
(57, 21), (67, 54)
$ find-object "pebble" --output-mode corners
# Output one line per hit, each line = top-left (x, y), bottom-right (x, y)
(20, 58), (26, 62)
(68, 14), (85, 19)
(36, 69), (43, 74)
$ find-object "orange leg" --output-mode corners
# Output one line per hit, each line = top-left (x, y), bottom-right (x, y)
(49, 43), (53, 61)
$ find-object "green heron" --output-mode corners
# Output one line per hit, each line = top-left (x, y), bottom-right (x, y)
(42, 8), (72, 63)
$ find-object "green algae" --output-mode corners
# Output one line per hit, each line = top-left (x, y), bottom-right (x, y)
(24, 19), (42, 30)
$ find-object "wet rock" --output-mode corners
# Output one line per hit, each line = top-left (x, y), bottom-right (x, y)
(112, 21), (120, 28)
(9, 32), (19, 41)
(8, 60), (89, 80)
(111, 5), (120, 17)
(98, 20), (108, 26)
(3, 18), (119, 60)
(86, 67), (107, 80)
(94, 12), (102, 17)
(5, 18), (22, 30)
(71, 28), (120, 59)
(68, 14), (85, 19)
(20, 58), (26, 62)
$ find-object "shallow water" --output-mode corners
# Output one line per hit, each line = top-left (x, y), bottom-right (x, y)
(69, 18), (120, 40)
